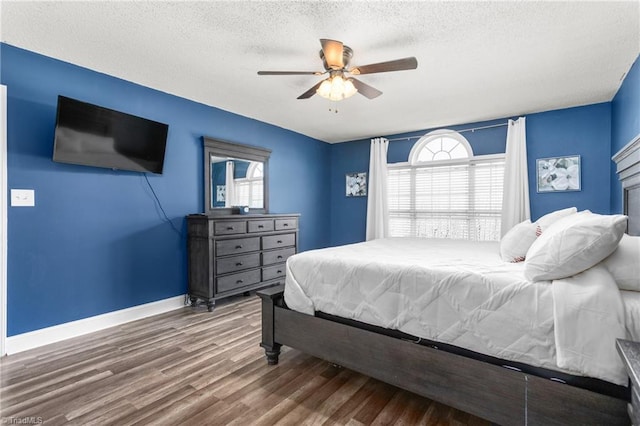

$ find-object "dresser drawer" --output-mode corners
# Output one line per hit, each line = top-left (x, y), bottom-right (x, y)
(262, 233), (296, 250)
(248, 219), (274, 233)
(217, 269), (261, 294)
(216, 237), (260, 256)
(275, 218), (297, 231)
(213, 220), (246, 235)
(262, 247), (296, 266)
(263, 264), (286, 281)
(216, 253), (260, 275)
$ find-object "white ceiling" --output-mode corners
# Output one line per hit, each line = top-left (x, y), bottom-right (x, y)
(1, 1), (639, 143)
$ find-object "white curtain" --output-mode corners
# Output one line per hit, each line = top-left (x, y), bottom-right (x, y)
(366, 138), (389, 241)
(501, 117), (530, 236)
(225, 160), (236, 207)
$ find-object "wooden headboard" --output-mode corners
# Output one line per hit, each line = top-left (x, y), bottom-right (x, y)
(613, 133), (640, 236)
(626, 185), (640, 236)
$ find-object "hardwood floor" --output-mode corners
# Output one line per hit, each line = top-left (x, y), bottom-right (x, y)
(0, 295), (491, 425)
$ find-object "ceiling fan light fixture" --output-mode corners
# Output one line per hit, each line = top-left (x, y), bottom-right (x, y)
(259, 39), (415, 100)
(343, 78), (357, 99)
(316, 74), (358, 101)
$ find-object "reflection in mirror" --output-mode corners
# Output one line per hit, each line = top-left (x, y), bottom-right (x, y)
(202, 136), (270, 215)
(210, 156), (264, 209)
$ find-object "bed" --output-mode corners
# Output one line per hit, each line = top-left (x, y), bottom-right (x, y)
(258, 139), (640, 425)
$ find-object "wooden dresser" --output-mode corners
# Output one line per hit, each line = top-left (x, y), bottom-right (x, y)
(617, 339), (640, 425)
(187, 213), (299, 311)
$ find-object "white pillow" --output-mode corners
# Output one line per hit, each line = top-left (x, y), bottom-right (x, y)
(524, 213), (628, 281)
(534, 207), (577, 236)
(602, 234), (640, 291)
(500, 220), (538, 262)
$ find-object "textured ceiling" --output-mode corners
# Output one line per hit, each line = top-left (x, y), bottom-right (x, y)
(1, 1), (639, 143)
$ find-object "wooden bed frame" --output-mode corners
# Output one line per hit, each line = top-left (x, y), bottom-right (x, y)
(258, 135), (640, 425)
(259, 285), (628, 425)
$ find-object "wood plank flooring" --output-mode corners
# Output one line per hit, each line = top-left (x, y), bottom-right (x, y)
(0, 295), (491, 425)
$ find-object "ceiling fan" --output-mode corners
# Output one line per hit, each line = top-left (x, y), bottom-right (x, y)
(257, 39), (418, 101)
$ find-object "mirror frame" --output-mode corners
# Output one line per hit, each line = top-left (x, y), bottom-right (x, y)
(203, 136), (271, 215)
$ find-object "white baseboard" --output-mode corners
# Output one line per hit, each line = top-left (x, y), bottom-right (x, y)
(5, 294), (187, 355)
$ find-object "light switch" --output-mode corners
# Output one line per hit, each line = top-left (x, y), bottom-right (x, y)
(11, 189), (35, 207)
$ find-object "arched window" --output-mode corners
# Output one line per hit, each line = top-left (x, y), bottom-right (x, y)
(409, 129), (473, 164)
(247, 161), (263, 179)
(388, 129), (504, 241)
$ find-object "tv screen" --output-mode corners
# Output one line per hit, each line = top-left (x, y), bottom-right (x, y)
(52, 96), (169, 174)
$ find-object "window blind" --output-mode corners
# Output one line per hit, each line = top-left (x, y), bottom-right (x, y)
(388, 158), (504, 241)
(234, 179), (263, 208)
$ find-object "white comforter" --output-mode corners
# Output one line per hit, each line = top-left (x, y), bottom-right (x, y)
(284, 238), (628, 385)
(552, 265), (626, 384)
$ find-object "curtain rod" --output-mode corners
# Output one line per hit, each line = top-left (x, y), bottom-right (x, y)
(386, 122), (510, 142)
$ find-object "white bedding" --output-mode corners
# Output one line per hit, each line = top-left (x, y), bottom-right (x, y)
(552, 265), (626, 384)
(284, 237), (634, 385)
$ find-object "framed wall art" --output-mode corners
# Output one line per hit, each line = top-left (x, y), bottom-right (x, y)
(346, 172), (367, 197)
(216, 185), (226, 202)
(536, 155), (581, 192)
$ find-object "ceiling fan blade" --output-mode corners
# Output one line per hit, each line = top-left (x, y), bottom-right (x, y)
(320, 39), (344, 69)
(350, 57), (418, 75)
(258, 71), (323, 76)
(350, 78), (382, 99)
(297, 81), (324, 99)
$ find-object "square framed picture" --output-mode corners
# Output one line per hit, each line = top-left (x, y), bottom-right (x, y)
(346, 172), (367, 197)
(536, 155), (581, 192)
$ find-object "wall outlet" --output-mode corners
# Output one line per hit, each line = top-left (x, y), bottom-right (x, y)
(11, 189), (35, 207)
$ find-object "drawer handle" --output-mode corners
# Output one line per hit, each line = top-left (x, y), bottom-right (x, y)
(283, 223), (289, 227)
(235, 262), (243, 266)
(277, 255), (283, 259)
(258, 225), (264, 228)
(226, 226), (234, 230)
(236, 279), (243, 284)
(277, 240), (283, 244)
(235, 245), (243, 249)
(277, 270), (282, 274)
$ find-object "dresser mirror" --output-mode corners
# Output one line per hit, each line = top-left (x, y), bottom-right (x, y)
(203, 137), (271, 215)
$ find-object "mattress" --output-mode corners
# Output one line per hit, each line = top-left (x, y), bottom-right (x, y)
(284, 237), (639, 385)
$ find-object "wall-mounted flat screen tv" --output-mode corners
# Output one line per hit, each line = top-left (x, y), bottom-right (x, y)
(52, 96), (169, 174)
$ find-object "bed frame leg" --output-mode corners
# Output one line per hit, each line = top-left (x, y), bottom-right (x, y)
(257, 285), (285, 365)
(264, 347), (281, 365)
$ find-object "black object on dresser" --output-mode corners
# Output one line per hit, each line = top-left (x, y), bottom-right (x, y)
(617, 339), (640, 425)
(187, 214), (299, 311)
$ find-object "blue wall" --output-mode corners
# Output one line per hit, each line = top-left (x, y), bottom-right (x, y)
(1, 43), (331, 336)
(611, 55), (640, 213)
(527, 103), (612, 219)
(3, 41), (637, 336)
(329, 104), (613, 246)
